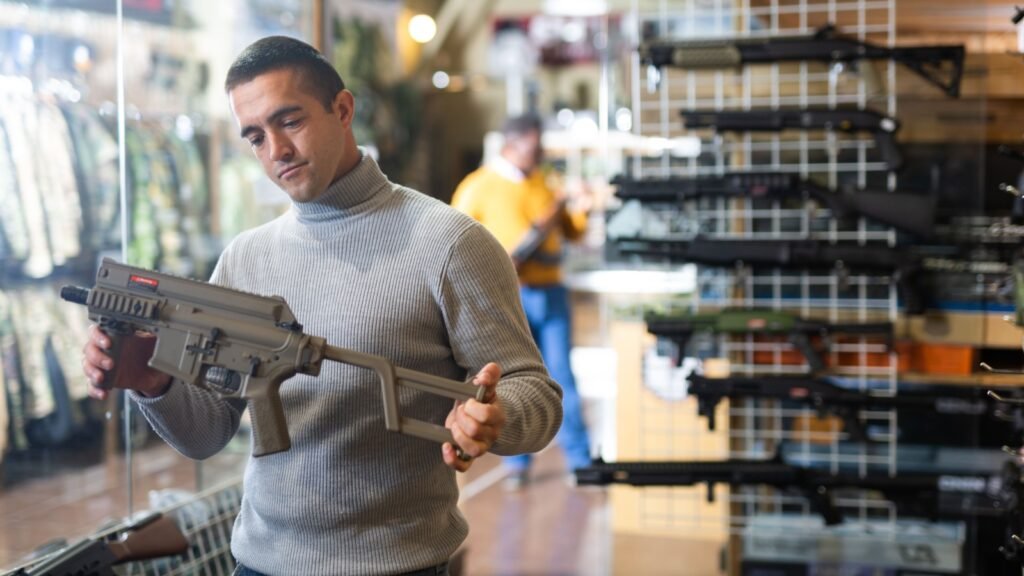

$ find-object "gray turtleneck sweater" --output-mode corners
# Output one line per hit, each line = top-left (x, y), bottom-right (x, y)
(131, 154), (562, 576)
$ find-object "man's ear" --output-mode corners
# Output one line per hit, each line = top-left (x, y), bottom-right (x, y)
(334, 89), (355, 128)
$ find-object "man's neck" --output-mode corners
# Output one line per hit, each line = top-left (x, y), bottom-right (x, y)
(490, 154), (527, 182)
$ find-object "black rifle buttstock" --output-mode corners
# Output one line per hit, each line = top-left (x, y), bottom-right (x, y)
(890, 45), (965, 98)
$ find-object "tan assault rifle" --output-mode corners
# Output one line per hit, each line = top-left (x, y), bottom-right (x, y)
(61, 258), (485, 457)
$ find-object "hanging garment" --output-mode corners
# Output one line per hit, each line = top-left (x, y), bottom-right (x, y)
(23, 334), (76, 447)
(44, 284), (92, 402)
(162, 126), (213, 276)
(0, 289), (29, 452)
(60, 104), (121, 252)
(0, 292), (7, 459)
(33, 100), (83, 267)
(138, 123), (190, 274)
(8, 288), (86, 448)
(123, 125), (160, 269)
(10, 288), (56, 420)
(0, 118), (30, 265)
(2, 96), (53, 278)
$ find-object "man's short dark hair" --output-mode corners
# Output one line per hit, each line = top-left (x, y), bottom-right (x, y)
(501, 114), (543, 139)
(225, 36), (345, 111)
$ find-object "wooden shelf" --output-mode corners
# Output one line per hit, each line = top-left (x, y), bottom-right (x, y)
(899, 370), (1024, 387)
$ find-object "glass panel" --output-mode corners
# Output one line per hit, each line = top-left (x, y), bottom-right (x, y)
(0, 1), (318, 572)
(120, 0), (318, 514)
(0, 0), (126, 570)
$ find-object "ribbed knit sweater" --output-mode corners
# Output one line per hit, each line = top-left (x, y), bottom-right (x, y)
(131, 153), (563, 576)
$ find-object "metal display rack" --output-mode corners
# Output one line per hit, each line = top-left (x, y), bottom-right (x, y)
(623, 0), (906, 547)
(117, 481), (243, 576)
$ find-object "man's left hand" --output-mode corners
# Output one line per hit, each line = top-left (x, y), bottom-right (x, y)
(443, 362), (505, 472)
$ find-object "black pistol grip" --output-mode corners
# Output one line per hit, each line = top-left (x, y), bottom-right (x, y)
(788, 332), (825, 373)
(876, 133), (904, 171)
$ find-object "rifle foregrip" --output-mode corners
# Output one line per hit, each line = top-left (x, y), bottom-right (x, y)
(646, 42), (743, 69)
(248, 387), (290, 457)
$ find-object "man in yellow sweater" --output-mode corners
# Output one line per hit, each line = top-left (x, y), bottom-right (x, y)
(452, 114), (591, 489)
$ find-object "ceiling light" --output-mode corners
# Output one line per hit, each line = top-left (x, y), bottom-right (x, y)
(409, 14), (437, 44)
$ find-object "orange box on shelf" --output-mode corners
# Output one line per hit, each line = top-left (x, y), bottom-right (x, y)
(911, 343), (977, 376)
(749, 335), (808, 366)
(833, 338), (912, 372)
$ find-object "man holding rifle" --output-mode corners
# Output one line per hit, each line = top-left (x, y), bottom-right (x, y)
(80, 37), (563, 576)
(452, 114), (593, 491)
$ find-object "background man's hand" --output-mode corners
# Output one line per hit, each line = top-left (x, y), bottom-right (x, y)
(82, 324), (172, 401)
(443, 362), (506, 472)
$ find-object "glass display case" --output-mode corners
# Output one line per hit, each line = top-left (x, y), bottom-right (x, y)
(0, 0), (318, 571)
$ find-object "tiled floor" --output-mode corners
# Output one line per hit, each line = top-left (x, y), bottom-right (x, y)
(0, 437), (612, 575)
(0, 440), (246, 571)
(458, 448), (611, 576)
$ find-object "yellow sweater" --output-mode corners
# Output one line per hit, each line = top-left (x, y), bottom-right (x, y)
(452, 165), (587, 286)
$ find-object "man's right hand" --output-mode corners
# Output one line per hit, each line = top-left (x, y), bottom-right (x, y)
(82, 324), (172, 400)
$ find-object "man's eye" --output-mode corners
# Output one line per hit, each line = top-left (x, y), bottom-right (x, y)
(283, 120), (300, 128)
(248, 136), (264, 147)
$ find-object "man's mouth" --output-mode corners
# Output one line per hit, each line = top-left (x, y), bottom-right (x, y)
(278, 163), (307, 179)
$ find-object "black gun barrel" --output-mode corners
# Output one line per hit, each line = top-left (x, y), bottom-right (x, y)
(59, 286), (89, 305)
(617, 236), (908, 271)
(681, 107), (899, 134)
(680, 107), (903, 169)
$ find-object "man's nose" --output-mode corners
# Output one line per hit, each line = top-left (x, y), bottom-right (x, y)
(267, 132), (294, 162)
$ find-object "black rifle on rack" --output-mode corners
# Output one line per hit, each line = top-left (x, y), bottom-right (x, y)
(575, 455), (1021, 526)
(611, 172), (935, 238)
(640, 25), (965, 98)
(11, 512), (189, 576)
(680, 107), (903, 170)
(614, 235), (930, 313)
(687, 372), (1024, 441)
(645, 308), (892, 373)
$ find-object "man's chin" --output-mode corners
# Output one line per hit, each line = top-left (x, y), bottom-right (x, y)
(282, 185), (318, 203)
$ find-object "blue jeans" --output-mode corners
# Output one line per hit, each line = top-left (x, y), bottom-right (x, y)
(505, 284), (592, 473)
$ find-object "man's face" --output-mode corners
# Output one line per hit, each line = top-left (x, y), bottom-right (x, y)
(229, 68), (353, 203)
(507, 129), (543, 174)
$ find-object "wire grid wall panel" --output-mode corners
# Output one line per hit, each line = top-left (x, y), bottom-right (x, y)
(627, 0), (904, 538)
(118, 481), (243, 576)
